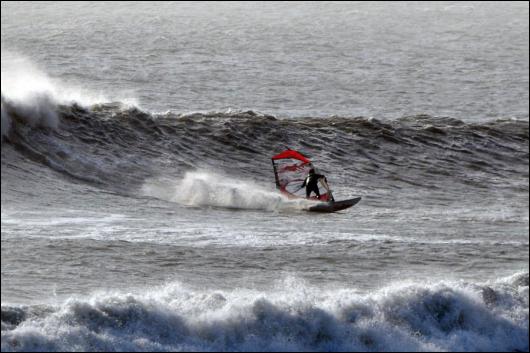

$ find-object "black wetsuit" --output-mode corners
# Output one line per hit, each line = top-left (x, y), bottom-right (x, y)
(302, 173), (324, 198)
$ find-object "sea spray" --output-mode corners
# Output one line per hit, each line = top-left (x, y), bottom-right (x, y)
(142, 171), (316, 212)
(0, 53), (110, 107)
(0, 53), (137, 139)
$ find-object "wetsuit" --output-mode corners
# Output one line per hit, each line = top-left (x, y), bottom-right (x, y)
(302, 173), (325, 198)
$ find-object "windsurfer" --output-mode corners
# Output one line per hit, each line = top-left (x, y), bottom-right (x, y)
(301, 168), (326, 199)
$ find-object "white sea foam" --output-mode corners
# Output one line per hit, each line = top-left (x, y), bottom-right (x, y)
(1, 273), (527, 352)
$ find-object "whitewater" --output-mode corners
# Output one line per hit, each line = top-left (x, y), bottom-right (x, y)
(1, 2), (529, 352)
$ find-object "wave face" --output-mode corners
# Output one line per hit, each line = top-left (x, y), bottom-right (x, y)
(2, 100), (528, 201)
(1, 273), (528, 352)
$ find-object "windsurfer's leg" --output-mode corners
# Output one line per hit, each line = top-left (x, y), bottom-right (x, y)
(308, 185), (319, 198)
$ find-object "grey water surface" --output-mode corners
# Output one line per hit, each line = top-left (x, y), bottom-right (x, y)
(1, 2), (528, 351)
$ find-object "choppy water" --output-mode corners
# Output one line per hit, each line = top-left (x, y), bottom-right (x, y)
(1, 2), (529, 352)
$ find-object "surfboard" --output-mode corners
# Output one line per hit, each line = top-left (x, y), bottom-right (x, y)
(308, 197), (362, 213)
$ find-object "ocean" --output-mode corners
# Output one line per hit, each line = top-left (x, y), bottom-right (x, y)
(1, 2), (529, 351)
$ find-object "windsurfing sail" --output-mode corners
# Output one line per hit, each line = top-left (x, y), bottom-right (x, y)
(271, 149), (331, 201)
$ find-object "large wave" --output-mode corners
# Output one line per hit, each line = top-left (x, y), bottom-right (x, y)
(1, 98), (528, 199)
(1, 273), (528, 352)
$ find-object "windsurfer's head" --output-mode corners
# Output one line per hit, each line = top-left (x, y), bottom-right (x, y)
(309, 168), (315, 175)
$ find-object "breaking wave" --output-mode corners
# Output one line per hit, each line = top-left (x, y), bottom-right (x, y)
(1, 273), (528, 352)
